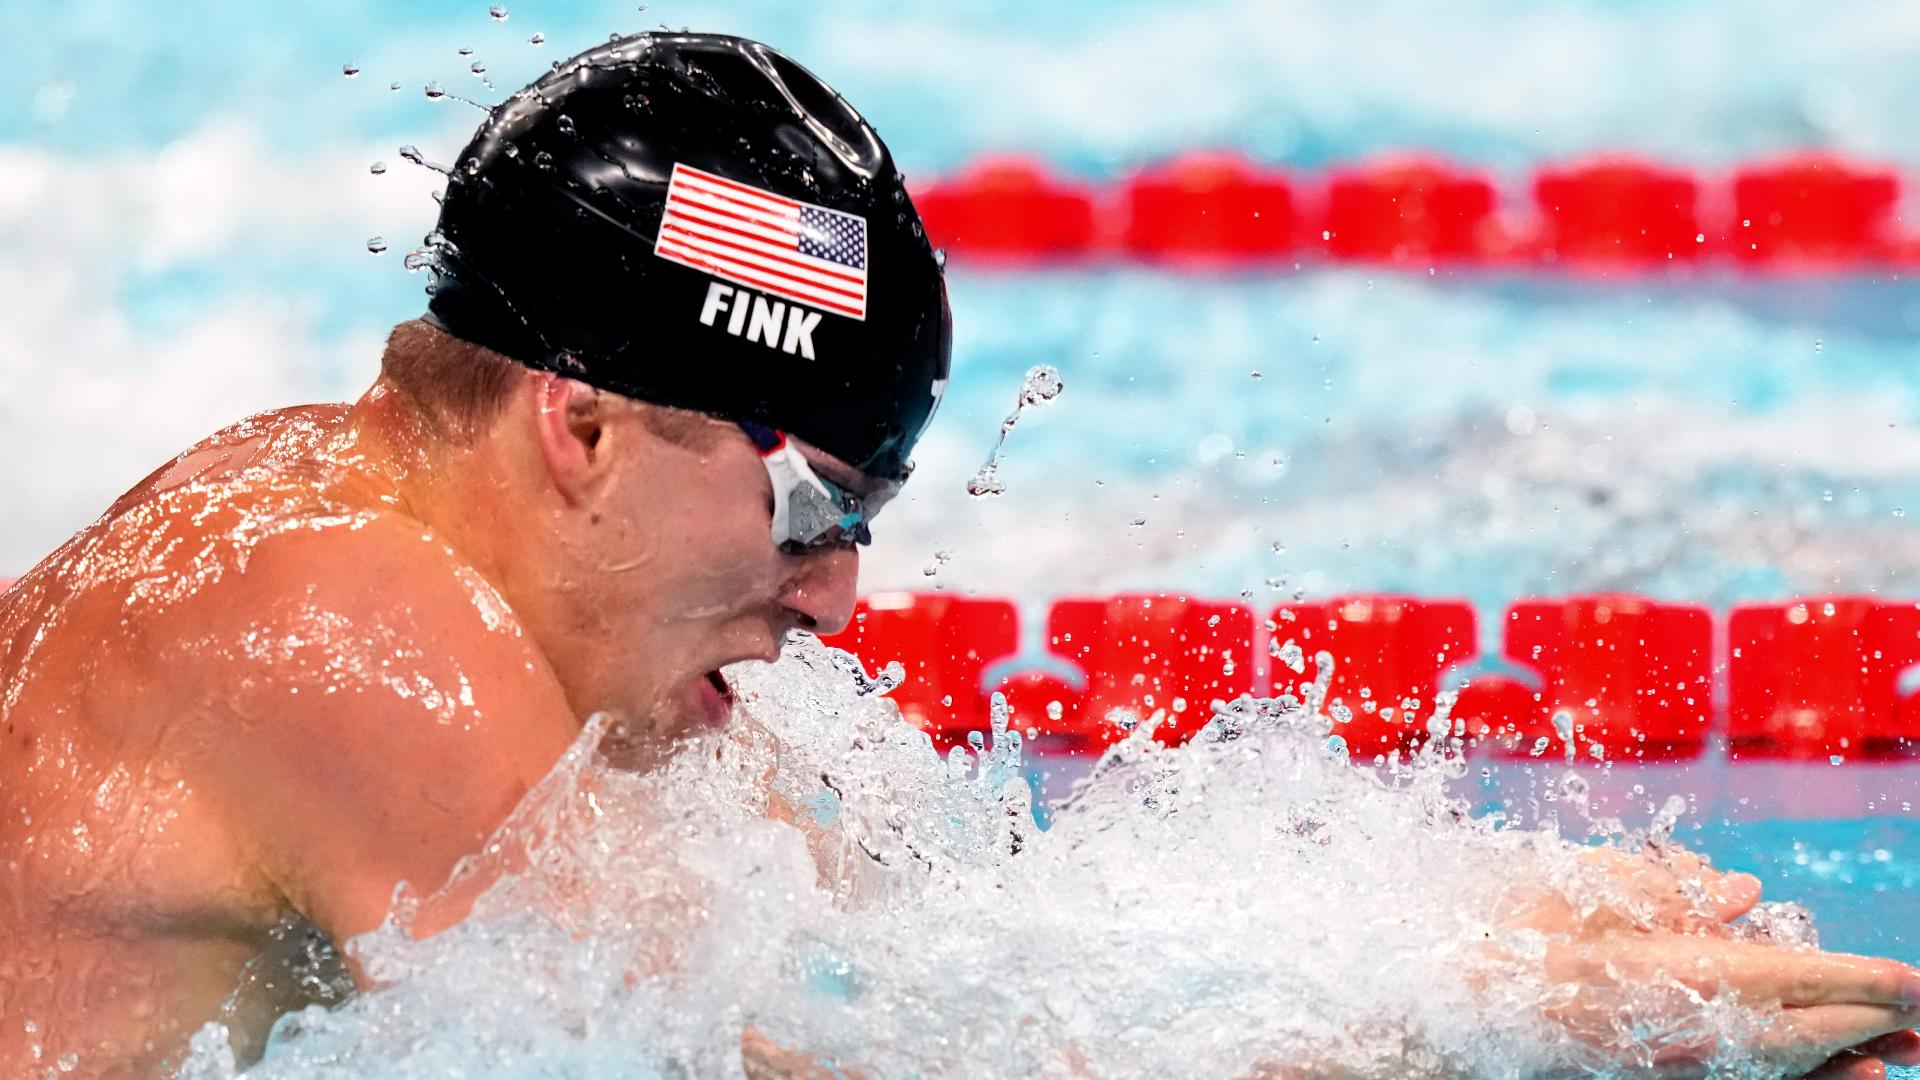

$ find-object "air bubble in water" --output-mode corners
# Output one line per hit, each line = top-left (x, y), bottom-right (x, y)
(366, 237), (388, 254)
(489, 4), (509, 18)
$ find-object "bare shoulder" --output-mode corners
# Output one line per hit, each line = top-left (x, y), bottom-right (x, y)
(156, 509), (581, 942)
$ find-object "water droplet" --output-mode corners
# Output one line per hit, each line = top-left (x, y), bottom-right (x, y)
(1250, 370), (1262, 379)
(529, 31), (546, 45)
(1814, 339), (1824, 353)
(1830, 754), (1845, 766)
(369, 161), (387, 175)
(489, 4), (509, 18)
(366, 236), (388, 254)
(967, 365), (1064, 499)
(342, 62), (360, 78)
(1270, 639), (1306, 673)
(403, 251), (435, 273)
(533, 150), (555, 171)
(556, 114), (577, 136)
(471, 60), (488, 75)
(933, 247), (947, 270)
(389, 80), (402, 91)
(458, 46), (474, 56)
(1897, 508), (1908, 519)
(424, 82), (447, 101)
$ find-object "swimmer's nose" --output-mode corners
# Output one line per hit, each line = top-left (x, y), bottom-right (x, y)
(779, 544), (860, 636)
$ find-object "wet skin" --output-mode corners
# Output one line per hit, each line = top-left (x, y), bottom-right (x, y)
(2, 350), (1918, 1079)
(0, 366), (861, 1076)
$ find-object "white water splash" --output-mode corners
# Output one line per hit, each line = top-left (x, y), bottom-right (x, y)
(178, 638), (1825, 1079)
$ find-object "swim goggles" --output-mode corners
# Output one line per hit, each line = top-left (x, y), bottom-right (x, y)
(739, 421), (899, 554)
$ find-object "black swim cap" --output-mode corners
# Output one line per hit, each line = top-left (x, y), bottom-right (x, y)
(424, 32), (950, 482)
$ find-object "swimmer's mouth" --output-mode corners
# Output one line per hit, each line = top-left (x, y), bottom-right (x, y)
(706, 669), (734, 701)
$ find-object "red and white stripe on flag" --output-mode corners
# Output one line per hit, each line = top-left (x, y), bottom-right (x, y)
(654, 163), (869, 321)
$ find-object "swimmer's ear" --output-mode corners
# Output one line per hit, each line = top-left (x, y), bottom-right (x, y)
(532, 374), (605, 503)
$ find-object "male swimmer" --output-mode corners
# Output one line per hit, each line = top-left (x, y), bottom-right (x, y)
(1, 31), (1918, 1080)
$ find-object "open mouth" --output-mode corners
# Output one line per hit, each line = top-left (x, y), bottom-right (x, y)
(706, 669), (734, 701)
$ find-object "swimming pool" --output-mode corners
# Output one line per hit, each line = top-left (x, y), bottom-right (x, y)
(9, 0), (1920, 1074)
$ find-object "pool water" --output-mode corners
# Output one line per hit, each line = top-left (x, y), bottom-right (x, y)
(8, 0), (1920, 1074)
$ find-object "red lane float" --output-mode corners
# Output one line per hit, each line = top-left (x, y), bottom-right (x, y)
(1045, 594), (1255, 747)
(817, 591), (1920, 760)
(1266, 595), (1477, 755)
(914, 149), (1913, 271)
(1321, 157), (1504, 264)
(991, 669), (1087, 749)
(1120, 152), (1298, 261)
(817, 592), (1017, 749)
(1532, 157), (1704, 265)
(1726, 598), (1920, 759)
(1731, 155), (1902, 267)
(913, 156), (1099, 260)
(1458, 595), (1713, 760)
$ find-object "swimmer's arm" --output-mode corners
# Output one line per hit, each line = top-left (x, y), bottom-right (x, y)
(178, 518), (582, 958)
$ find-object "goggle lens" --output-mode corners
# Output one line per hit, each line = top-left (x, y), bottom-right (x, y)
(742, 422), (896, 554)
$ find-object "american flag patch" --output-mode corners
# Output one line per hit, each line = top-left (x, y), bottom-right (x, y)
(655, 163), (869, 321)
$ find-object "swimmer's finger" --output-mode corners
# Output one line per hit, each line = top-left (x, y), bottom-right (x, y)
(1856, 1028), (1920, 1065)
(1761, 1005), (1920, 1070)
(1799, 1051), (1886, 1080)
(1662, 941), (1920, 1008)
(1707, 871), (1763, 923)
(1581, 848), (1760, 926)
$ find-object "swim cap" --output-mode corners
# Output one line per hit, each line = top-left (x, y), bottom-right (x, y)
(424, 32), (951, 482)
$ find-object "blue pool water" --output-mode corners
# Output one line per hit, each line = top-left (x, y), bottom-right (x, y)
(7, 0), (1920, 1073)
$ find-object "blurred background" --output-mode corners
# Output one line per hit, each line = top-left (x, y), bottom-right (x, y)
(5, 0), (1920, 612)
(5, 0), (1920, 997)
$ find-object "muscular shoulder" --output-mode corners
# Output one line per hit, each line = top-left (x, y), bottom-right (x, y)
(168, 507), (572, 754)
(157, 511), (581, 942)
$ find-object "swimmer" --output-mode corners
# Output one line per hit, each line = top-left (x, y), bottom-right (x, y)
(0, 31), (1915, 1080)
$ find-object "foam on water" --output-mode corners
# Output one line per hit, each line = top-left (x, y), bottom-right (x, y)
(177, 639), (1835, 1079)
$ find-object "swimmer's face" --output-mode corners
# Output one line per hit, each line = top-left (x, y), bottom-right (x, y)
(524, 377), (861, 761)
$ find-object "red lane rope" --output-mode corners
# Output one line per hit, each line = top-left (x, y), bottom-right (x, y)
(824, 592), (1920, 761)
(912, 151), (1919, 271)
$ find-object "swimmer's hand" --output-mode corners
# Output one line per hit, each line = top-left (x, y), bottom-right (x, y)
(1498, 850), (1920, 1078)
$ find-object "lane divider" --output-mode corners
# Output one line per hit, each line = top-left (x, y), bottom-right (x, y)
(912, 152), (1917, 271)
(821, 591), (1920, 762)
